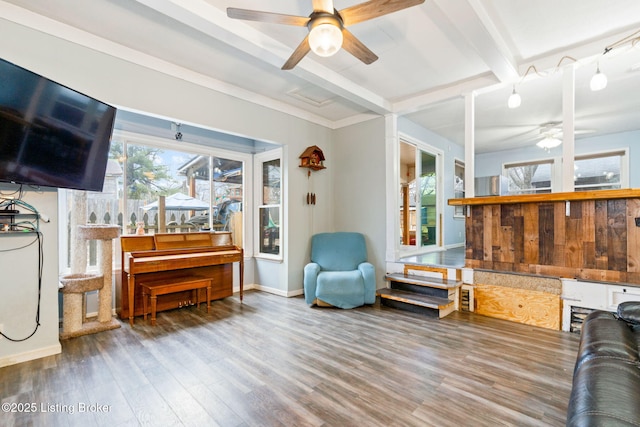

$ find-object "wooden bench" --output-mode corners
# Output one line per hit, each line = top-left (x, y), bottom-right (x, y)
(138, 275), (212, 326)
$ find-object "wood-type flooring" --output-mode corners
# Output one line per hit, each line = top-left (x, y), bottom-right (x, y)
(0, 291), (579, 426)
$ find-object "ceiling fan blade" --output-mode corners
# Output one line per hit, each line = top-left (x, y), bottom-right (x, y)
(339, 0), (425, 26)
(341, 29), (378, 65)
(282, 35), (311, 70)
(227, 8), (309, 26)
(312, 0), (335, 14)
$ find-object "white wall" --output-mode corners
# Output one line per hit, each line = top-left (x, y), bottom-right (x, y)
(254, 127), (335, 296)
(0, 188), (61, 367)
(333, 118), (387, 289)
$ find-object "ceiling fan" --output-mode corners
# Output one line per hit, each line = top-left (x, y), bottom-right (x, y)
(534, 122), (596, 151)
(227, 0), (425, 70)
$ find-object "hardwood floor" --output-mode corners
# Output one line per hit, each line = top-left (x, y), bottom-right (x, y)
(1, 291), (579, 426)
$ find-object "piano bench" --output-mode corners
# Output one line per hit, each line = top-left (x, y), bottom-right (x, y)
(139, 276), (212, 326)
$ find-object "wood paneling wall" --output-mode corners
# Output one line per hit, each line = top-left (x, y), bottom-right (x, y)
(465, 199), (640, 284)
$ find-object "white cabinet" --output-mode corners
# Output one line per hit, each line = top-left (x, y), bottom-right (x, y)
(561, 278), (640, 332)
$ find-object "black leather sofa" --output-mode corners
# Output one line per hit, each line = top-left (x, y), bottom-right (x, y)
(566, 301), (640, 426)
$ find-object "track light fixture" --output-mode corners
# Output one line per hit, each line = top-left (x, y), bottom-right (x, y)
(506, 66), (542, 109)
(171, 122), (183, 140)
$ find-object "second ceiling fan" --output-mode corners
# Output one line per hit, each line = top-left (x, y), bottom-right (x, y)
(227, 0), (425, 70)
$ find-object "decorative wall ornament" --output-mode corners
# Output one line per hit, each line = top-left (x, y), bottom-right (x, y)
(300, 146), (325, 206)
(299, 145), (326, 173)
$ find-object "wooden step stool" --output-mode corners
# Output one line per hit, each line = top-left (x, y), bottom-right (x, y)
(138, 275), (212, 326)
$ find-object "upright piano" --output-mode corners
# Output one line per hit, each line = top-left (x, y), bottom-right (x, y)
(118, 231), (243, 323)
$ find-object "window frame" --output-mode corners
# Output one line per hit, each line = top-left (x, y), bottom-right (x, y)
(501, 149), (629, 196)
(503, 158), (556, 195)
(397, 134), (444, 255)
(253, 148), (283, 261)
(573, 149), (628, 191)
(58, 129), (253, 272)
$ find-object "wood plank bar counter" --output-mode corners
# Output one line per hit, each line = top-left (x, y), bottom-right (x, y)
(448, 189), (640, 329)
(448, 188), (640, 283)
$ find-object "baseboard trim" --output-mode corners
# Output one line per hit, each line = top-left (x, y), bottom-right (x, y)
(249, 285), (303, 298)
(0, 343), (62, 368)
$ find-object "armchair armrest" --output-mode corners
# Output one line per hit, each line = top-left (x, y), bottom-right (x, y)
(358, 262), (376, 304)
(618, 301), (640, 324)
(303, 262), (321, 305)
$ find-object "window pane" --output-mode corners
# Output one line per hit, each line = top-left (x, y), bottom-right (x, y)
(122, 145), (209, 234)
(454, 160), (465, 199)
(574, 154), (621, 191)
(420, 150), (436, 247)
(454, 160), (464, 217)
(399, 141), (416, 246)
(505, 163), (552, 194)
(259, 207), (279, 254)
(211, 156), (243, 245)
(262, 159), (280, 205)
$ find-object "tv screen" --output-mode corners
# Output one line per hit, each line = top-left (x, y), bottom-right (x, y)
(0, 58), (116, 192)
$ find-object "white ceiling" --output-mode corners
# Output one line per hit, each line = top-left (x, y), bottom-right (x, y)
(2, 0), (640, 153)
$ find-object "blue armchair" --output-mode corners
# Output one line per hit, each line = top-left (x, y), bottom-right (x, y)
(303, 232), (376, 309)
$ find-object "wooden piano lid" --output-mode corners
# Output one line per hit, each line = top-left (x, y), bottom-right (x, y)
(121, 231), (234, 252)
(120, 235), (155, 253)
(154, 231), (233, 250)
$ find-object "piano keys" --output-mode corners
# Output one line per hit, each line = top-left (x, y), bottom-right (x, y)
(118, 231), (243, 325)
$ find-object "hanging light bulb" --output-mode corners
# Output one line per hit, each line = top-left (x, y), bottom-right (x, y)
(590, 63), (608, 91)
(507, 85), (521, 109)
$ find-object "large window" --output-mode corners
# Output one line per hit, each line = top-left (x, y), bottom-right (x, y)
(59, 131), (248, 270)
(255, 149), (282, 258)
(503, 150), (627, 195)
(574, 151), (625, 191)
(504, 160), (553, 194)
(118, 143), (210, 233)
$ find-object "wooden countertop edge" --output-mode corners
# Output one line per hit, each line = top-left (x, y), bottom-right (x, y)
(448, 188), (640, 206)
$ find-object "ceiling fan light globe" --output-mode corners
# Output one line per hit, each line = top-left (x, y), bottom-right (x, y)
(536, 136), (562, 150)
(309, 23), (343, 57)
(590, 69), (607, 91)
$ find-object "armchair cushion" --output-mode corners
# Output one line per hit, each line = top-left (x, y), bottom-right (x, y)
(304, 232), (375, 309)
(316, 270), (365, 309)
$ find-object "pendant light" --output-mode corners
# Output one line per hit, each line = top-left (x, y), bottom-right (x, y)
(590, 63), (607, 91)
(507, 85), (521, 109)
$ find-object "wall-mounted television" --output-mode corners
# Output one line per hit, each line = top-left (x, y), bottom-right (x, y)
(0, 58), (116, 192)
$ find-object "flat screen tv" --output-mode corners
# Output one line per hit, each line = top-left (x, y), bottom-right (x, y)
(0, 58), (116, 192)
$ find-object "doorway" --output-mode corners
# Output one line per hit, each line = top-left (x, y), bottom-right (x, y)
(399, 138), (442, 252)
